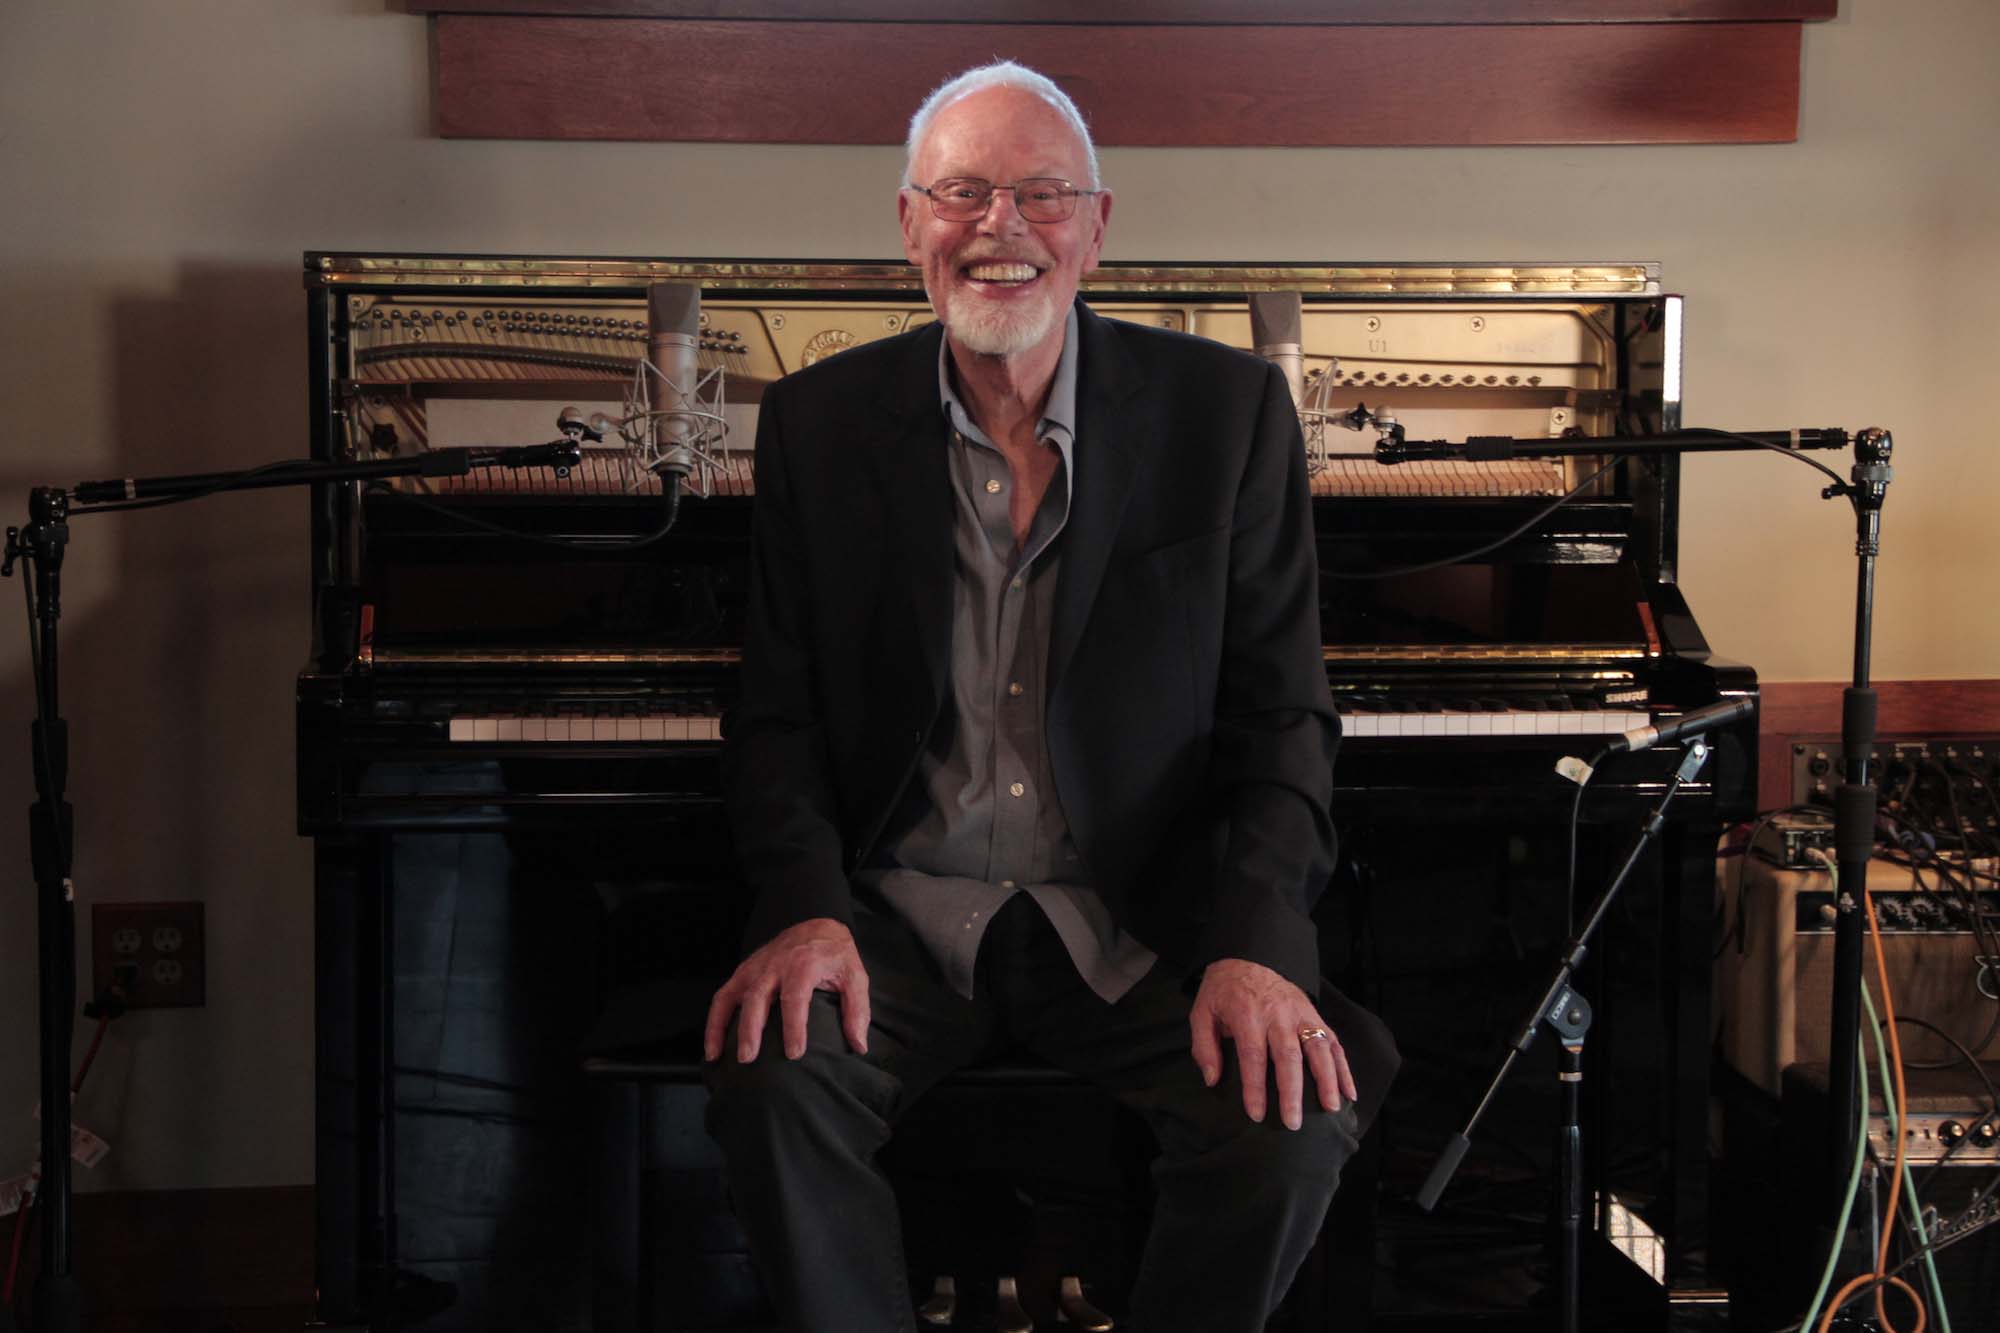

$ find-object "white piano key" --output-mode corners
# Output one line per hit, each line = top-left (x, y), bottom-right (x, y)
(664, 717), (689, 740)
(473, 717), (499, 742)
(521, 717), (546, 742)
(638, 717), (667, 741)
(592, 717), (621, 742)
(496, 717), (523, 741)
(449, 717), (476, 742)
(1445, 714), (1469, 736)
(617, 716), (643, 741)
(1468, 714), (1492, 736)
(696, 717), (722, 740)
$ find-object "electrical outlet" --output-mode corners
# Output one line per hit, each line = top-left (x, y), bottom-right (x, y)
(91, 902), (204, 1009)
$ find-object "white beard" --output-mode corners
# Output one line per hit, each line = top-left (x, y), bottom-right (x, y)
(936, 282), (1065, 358)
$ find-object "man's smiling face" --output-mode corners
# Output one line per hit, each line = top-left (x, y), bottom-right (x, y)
(899, 85), (1111, 361)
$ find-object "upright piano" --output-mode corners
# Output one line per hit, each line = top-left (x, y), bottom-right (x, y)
(299, 255), (1755, 1330)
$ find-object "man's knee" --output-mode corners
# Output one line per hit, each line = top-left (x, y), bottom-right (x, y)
(703, 1002), (892, 1150)
(1157, 1091), (1361, 1204)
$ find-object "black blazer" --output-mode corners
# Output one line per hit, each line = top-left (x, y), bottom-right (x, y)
(722, 301), (1398, 1113)
(728, 300), (1336, 980)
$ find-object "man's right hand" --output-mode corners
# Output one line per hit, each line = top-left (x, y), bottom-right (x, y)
(703, 917), (870, 1064)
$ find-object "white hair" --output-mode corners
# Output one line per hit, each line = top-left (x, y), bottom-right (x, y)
(903, 60), (1101, 190)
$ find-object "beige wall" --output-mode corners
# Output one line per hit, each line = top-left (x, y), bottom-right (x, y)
(1, 1), (1993, 1191)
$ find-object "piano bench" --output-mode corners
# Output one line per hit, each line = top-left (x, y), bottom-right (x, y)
(582, 1048), (1089, 1089)
(584, 1043), (1114, 1330)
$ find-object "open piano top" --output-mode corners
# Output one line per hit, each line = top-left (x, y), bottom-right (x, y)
(298, 255), (1754, 834)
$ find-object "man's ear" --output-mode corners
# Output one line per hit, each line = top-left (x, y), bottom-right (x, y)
(1082, 188), (1113, 272)
(898, 190), (923, 266)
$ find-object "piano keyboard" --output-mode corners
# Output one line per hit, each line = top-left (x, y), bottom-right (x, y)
(1335, 704), (1651, 738)
(447, 708), (722, 743)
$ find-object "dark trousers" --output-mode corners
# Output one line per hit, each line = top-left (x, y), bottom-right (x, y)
(705, 895), (1362, 1333)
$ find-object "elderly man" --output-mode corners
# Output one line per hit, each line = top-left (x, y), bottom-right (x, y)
(704, 61), (1395, 1332)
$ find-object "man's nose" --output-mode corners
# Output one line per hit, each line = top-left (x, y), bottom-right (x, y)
(976, 186), (1030, 235)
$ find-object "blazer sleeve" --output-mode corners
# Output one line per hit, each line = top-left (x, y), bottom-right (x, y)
(720, 381), (857, 951)
(1186, 362), (1341, 993)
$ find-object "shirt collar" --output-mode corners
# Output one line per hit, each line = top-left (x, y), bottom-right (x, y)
(936, 304), (1080, 452)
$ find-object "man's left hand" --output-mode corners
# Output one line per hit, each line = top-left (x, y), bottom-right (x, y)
(1190, 959), (1357, 1129)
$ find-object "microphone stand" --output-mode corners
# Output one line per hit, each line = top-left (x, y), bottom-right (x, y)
(0, 441), (578, 1333)
(1418, 740), (1713, 1333)
(1354, 419), (1894, 1313)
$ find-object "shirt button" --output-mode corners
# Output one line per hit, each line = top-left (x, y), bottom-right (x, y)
(1000, 880), (1016, 890)
(1009, 781), (1025, 798)
(985, 478), (1002, 494)
(1010, 577), (1023, 591)
(1008, 681), (1023, 697)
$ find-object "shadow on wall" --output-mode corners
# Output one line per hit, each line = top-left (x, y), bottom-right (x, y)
(0, 261), (314, 1192)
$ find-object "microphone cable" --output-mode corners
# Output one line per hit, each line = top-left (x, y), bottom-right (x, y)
(1320, 424), (1855, 583)
(360, 468), (686, 552)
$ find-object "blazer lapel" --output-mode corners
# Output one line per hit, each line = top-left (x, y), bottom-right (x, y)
(871, 323), (955, 713)
(1049, 302), (1148, 697)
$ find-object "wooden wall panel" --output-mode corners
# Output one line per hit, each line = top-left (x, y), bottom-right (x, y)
(412, 1), (1837, 22)
(10, 1186), (313, 1320)
(434, 15), (1805, 145)
(1757, 680), (2000, 812)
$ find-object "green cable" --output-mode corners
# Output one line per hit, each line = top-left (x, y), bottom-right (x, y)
(1863, 984), (1952, 1333)
(1797, 1023), (1871, 1333)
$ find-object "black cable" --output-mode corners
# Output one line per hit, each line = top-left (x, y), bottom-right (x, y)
(1670, 427), (1853, 490)
(1800, 1193), (2000, 1332)
(1903, 795), (2000, 973)
(20, 556), (44, 718)
(1873, 837), (2000, 1065)
(1325, 427), (1852, 585)
(1565, 746), (1612, 933)
(362, 474), (683, 551)
(1324, 457), (1621, 582)
(1762, 1180), (2000, 1333)
(390, 1065), (547, 1096)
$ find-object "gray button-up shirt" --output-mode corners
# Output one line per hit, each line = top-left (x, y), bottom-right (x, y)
(860, 309), (1157, 1003)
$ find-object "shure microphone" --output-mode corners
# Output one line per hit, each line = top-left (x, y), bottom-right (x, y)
(1606, 697), (1756, 754)
(1249, 290), (1305, 408)
(646, 282), (704, 480)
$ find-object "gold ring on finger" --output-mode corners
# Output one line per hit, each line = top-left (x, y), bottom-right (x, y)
(1298, 1026), (1331, 1044)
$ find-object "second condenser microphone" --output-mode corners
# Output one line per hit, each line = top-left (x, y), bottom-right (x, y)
(646, 282), (704, 479)
(1249, 290), (1305, 408)
(1606, 696), (1757, 753)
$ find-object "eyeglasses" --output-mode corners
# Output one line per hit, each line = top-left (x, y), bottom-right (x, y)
(907, 177), (1102, 224)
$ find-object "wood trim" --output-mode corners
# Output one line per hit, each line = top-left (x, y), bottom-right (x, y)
(434, 16), (1804, 145)
(410, 1), (1838, 22)
(1757, 680), (2000, 811)
(11, 1185), (313, 1317)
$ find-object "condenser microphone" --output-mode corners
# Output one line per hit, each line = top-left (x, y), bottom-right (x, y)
(1606, 697), (1756, 754)
(1249, 290), (1305, 408)
(646, 282), (704, 479)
